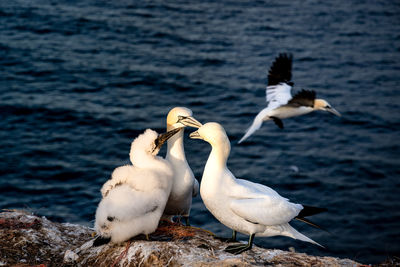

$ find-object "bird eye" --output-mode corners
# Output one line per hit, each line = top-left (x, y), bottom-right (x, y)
(325, 105), (331, 109)
(107, 216), (115, 222)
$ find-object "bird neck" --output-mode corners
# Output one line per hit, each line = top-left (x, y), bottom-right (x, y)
(206, 139), (231, 170)
(201, 139), (233, 198)
(166, 129), (186, 162)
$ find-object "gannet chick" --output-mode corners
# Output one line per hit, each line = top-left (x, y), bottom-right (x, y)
(163, 107), (202, 226)
(239, 53), (340, 143)
(190, 122), (326, 254)
(94, 128), (180, 245)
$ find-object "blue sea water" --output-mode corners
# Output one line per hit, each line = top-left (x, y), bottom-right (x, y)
(1, 0), (399, 264)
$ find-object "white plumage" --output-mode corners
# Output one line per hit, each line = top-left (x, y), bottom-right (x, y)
(191, 122), (323, 254)
(163, 107), (202, 225)
(266, 83), (293, 108)
(239, 53), (340, 143)
(95, 129), (178, 244)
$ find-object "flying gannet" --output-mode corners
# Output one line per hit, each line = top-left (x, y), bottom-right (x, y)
(239, 53), (341, 143)
(190, 122), (326, 254)
(94, 128), (181, 245)
(163, 107), (202, 226)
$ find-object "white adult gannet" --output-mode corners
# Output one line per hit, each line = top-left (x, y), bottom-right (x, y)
(239, 53), (341, 143)
(93, 128), (181, 245)
(163, 107), (202, 226)
(190, 122), (326, 254)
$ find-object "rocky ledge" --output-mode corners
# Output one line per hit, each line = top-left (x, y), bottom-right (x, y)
(0, 210), (363, 267)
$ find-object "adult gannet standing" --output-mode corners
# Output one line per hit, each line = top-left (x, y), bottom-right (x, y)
(94, 128), (181, 245)
(190, 122), (326, 254)
(163, 107), (202, 226)
(239, 53), (341, 143)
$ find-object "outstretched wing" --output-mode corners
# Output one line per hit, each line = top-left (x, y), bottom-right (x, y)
(268, 53), (292, 86)
(266, 53), (294, 108)
(287, 89), (316, 107)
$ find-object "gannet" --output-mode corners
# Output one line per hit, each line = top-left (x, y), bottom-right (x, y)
(163, 107), (202, 226)
(239, 53), (341, 143)
(94, 128), (181, 245)
(190, 122), (326, 254)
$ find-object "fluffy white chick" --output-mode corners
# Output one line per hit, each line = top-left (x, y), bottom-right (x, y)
(94, 128), (180, 245)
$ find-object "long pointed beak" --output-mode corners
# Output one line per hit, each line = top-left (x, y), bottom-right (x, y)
(153, 127), (183, 153)
(327, 107), (341, 117)
(177, 115), (203, 128)
(189, 130), (203, 140)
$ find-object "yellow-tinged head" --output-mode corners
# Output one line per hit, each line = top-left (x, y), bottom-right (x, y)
(314, 99), (341, 116)
(190, 122), (230, 149)
(166, 107), (202, 130)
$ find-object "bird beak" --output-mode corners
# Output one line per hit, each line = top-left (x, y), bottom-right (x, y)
(327, 107), (341, 117)
(189, 130), (203, 140)
(177, 115), (203, 128)
(152, 127), (183, 153)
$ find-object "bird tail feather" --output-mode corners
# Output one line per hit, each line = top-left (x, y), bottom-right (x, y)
(239, 117), (263, 144)
(283, 223), (324, 248)
(295, 217), (330, 233)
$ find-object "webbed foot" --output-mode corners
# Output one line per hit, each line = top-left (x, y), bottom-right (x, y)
(214, 230), (237, 243)
(224, 233), (254, 254)
(225, 243), (252, 254)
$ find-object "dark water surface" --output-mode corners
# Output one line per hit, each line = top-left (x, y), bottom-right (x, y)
(1, 0), (400, 264)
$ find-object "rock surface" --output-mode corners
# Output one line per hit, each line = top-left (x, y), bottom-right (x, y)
(0, 210), (362, 267)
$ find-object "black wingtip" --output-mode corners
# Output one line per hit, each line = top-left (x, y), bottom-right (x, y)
(288, 89), (317, 107)
(93, 236), (111, 247)
(298, 205), (327, 218)
(268, 53), (293, 86)
(278, 52), (293, 60)
(295, 206), (330, 233)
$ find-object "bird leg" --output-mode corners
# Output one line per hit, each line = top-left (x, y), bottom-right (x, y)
(214, 230), (237, 243)
(183, 216), (190, 226)
(225, 233), (255, 254)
